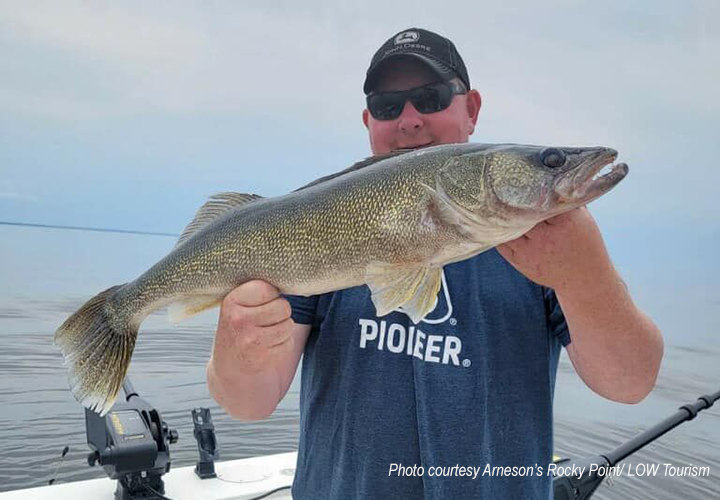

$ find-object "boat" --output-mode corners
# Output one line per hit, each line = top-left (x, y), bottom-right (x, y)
(0, 387), (716, 500)
(0, 452), (296, 500)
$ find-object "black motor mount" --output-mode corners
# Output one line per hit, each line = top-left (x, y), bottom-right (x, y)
(192, 407), (219, 479)
(85, 379), (179, 500)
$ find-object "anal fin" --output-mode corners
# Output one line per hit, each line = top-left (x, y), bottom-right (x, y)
(168, 295), (222, 323)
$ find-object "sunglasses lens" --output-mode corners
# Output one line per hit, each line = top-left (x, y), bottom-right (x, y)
(411, 83), (452, 114)
(367, 82), (459, 120)
(367, 94), (405, 120)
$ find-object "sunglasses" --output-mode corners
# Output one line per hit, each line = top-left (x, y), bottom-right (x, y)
(366, 80), (467, 121)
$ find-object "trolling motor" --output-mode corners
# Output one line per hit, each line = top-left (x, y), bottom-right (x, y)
(552, 389), (720, 500)
(85, 378), (179, 500)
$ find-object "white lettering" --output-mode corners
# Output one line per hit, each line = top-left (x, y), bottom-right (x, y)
(547, 463), (586, 478)
(386, 324), (406, 353)
(378, 320), (387, 350)
(387, 463), (424, 476)
(443, 336), (462, 366)
(633, 463), (660, 476)
(413, 331), (426, 360)
(663, 464), (710, 477)
(406, 326), (415, 355)
(359, 319), (377, 348)
(357, 319), (467, 366)
(424, 335), (442, 362)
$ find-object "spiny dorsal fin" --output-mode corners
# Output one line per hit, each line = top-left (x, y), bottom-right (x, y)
(176, 192), (263, 248)
(294, 149), (416, 192)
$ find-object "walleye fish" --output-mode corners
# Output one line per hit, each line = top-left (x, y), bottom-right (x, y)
(55, 142), (628, 414)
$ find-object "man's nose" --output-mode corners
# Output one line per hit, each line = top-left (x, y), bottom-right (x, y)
(397, 102), (424, 133)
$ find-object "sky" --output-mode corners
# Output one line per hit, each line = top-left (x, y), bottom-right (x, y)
(1, 1), (718, 336)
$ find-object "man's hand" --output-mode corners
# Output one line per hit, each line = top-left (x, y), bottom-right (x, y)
(207, 280), (310, 420)
(496, 207), (612, 293)
(212, 280), (295, 375)
(498, 206), (663, 404)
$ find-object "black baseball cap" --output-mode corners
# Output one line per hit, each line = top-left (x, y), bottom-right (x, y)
(363, 28), (471, 95)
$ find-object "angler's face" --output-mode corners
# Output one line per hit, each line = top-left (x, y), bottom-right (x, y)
(362, 58), (481, 155)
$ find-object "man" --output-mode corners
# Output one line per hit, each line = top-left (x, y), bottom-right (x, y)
(207, 28), (663, 499)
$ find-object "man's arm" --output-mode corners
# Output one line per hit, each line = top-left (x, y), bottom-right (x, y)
(207, 280), (311, 420)
(497, 207), (664, 404)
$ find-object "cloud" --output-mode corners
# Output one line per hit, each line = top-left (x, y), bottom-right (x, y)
(0, 2), (368, 122)
(0, 1), (717, 227)
(1, 1), (717, 129)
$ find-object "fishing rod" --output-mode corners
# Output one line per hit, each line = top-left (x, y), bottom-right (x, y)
(0, 220), (179, 237)
(552, 389), (720, 500)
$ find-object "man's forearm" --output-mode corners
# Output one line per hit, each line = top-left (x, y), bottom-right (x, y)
(556, 266), (664, 404)
(207, 358), (285, 420)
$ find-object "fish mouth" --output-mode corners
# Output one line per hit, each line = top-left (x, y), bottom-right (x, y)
(555, 148), (629, 204)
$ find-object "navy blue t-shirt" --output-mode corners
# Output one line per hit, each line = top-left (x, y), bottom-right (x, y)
(286, 249), (570, 500)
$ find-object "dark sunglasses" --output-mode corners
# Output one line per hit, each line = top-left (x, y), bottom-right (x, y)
(366, 80), (467, 121)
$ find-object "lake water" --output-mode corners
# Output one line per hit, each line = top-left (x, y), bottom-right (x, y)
(0, 225), (718, 498)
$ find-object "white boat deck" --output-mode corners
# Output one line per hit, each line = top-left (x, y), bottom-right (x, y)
(0, 451), (297, 500)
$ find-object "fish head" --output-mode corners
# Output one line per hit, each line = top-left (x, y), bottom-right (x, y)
(439, 144), (628, 225)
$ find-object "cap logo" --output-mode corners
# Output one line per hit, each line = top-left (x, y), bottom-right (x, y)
(394, 31), (419, 45)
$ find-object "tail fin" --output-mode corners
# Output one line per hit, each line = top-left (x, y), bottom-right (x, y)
(54, 284), (136, 416)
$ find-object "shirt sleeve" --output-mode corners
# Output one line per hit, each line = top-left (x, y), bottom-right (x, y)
(284, 294), (319, 326)
(543, 286), (571, 347)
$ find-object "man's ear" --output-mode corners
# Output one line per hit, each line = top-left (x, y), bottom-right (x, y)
(362, 108), (370, 129)
(465, 90), (482, 134)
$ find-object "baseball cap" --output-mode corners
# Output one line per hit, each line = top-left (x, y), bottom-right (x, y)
(363, 28), (471, 95)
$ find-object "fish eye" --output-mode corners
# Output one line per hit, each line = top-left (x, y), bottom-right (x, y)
(540, 148), (566, 168)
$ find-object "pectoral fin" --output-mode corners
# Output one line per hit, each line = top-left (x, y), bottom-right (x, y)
(421, 179), (524, 244)
(365, 262), (443, 323)
(420, 181), (464, 228)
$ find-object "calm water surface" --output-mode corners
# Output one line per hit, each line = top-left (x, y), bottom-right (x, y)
(0, 226), (718, 498)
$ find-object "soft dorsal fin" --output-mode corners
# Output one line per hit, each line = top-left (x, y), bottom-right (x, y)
(176, 192), (263, 248)
(293, 149), (415, 192)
